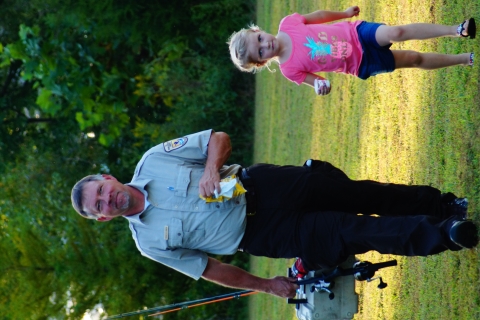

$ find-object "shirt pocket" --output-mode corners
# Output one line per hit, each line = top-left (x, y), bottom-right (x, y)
(166, 218), (205, 249)
(174, 165), (191, 198)
(166, 218), (184, 248)
(184, 223), (205, 244)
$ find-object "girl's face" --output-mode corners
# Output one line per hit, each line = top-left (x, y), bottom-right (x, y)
(246, 31), (278, 65)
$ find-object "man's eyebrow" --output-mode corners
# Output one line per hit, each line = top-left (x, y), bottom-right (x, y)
(88, 185), (100, 213)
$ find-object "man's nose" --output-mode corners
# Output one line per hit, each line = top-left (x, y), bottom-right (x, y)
(100, 192), (112, 204)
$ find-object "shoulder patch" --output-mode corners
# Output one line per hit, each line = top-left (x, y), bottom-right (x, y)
(163, 137), (188, 152)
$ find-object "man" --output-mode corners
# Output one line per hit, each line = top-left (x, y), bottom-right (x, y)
(71, 129), (479, 298)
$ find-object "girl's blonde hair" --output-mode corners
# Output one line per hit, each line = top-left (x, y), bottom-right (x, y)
(227, 24), (276, 73)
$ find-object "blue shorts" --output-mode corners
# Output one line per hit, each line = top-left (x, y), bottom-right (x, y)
(356, 21), (395, 80)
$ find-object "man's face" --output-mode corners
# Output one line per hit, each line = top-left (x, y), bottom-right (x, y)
(81, 174), (136, 221)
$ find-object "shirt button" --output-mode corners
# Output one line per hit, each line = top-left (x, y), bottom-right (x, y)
(195, 206), (199, 210)
(216, 204), (220, 208)
(236, 201), (240, 204)
(174, 205), (178, 208)
(177, 233), (181, 236)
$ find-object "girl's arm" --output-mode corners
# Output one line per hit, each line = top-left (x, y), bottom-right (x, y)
(303, 73), (332, 96)
(303, 6), (360, 24)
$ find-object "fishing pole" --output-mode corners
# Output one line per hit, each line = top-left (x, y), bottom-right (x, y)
(106, 290), (257, 319)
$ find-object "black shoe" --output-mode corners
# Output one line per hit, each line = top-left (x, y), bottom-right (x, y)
(449, 220), (479, 249)
(447, 198), (468, 220)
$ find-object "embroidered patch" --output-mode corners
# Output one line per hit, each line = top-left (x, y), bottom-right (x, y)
(163, 137), (188, 152)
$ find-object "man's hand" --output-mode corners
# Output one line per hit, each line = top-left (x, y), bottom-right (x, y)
(266, 276), (299, 298)
(345, 6), (360, 17)
(199, 167), (221, 197)
(198, 131), (232, 198)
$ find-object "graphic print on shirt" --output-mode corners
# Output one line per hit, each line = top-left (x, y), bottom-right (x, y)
(304, 32), (352, 64)
(164, 137), (188, 152)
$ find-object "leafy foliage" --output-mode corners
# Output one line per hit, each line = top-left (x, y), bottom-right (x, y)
(0, 0), (254, 318)
(0, 0), (254, 162)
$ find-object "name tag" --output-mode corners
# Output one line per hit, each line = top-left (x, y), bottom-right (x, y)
(164, 226), (169, 240)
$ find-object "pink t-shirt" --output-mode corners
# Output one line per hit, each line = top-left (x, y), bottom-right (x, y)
(279, 13), (364, 84)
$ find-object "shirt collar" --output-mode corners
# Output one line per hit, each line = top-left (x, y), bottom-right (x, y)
(123, 178), (152, 224)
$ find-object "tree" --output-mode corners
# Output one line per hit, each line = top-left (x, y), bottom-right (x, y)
(0, 0), (255, 317)
(0, 0), (254, 163)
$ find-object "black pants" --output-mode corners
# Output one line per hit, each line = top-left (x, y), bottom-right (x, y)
(240, 161), (460, 270)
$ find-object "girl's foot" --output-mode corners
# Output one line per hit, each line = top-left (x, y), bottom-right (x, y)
(457, 18), (476, 39)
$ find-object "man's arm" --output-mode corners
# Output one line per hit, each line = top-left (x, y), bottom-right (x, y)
(201, 257), (298, 298)
(303, 6), (360, 24)
(199, 131), (232, 198)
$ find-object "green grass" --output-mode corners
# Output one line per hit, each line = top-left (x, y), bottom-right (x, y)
(248, 0), (480, 319)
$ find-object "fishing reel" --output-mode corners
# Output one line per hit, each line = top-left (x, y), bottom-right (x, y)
(288, 259), (397, 305)
(310, 279), (335, 300)
(352, 261), (388, 289)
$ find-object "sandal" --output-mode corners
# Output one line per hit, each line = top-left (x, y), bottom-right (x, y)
(457, 18), (476, 39)
(469, 53), (474, 66)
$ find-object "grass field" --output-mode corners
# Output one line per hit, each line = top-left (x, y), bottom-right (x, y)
(247, 0), (480, 319)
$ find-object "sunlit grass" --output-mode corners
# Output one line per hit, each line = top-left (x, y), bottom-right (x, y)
(249, 0), (480, 319)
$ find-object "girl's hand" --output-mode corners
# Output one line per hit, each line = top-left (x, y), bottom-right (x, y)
(345, 6), (360, 17)
(314, 79), (332, 96)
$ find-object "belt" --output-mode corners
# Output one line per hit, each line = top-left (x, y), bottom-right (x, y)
(237, 168), (257, 252)
(238, 168), (256, 216)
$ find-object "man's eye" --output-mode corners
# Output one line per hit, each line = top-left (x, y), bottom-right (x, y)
(259, 49), (263, 58)
(96, 202), (101, 212)
(258, 34), (262, 42)
(99, 185), (103, 194)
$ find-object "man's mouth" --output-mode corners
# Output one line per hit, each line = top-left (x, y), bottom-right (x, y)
(116, 191), (129, 210)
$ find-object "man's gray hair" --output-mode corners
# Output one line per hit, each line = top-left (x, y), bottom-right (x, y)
(71, 174), (105, 219)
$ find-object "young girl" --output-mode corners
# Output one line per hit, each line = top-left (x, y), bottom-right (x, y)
(228, 6), (475, 95)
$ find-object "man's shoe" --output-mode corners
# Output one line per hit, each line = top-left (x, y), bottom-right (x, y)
(449, 220), (479, 249)
(447, 198), (468, 220)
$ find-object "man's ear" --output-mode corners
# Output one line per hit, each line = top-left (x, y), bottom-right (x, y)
(101, 174), (117, 181)
(96, 217), (113, 222)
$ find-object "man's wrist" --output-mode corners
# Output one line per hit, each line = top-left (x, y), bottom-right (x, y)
(204, 165), (220, 176)
(259, 278), (274, 294)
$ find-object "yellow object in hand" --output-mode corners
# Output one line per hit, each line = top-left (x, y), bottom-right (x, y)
(199, 175), (247, 203)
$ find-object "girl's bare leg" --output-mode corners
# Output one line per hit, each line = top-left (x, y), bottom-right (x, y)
(393, 50), (472, 70)
(375, 21), (470, 46)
